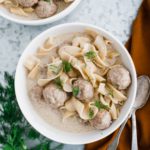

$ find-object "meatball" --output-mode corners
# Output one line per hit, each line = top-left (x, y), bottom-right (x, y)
(43, 83), (67, 107)
(17, 0), (38, 7)
(30, 85), (43, 101)
(90, 110), (111, 130)
(107, 66), (131, 90)
(35, 1), (57, 18)
(73, 79), (94, 101)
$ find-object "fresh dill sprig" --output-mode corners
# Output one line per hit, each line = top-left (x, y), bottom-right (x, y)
(0, 72), (63, 150)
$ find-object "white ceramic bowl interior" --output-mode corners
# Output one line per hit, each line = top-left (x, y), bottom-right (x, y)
(15, 23), (137, 144)
(0, 0), (81, 25)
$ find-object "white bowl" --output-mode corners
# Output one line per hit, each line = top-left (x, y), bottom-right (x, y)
(0, 0), (81, 26)
(15, 23), (137, 144)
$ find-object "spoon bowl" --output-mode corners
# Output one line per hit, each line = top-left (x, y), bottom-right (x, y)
(108, 75), (150, 150)
(131, 76), (150, 150)
(133, 75), (150, 109)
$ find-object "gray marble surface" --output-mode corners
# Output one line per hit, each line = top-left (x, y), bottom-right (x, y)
(0, 0), (142, 149)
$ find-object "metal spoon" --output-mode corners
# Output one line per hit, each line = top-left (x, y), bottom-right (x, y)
(131, 76), (150, 150)
(107, 76), (150, 150)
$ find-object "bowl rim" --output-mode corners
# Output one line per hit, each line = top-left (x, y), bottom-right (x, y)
(0, 0), (81, 26)
(15, 23), (137, 144)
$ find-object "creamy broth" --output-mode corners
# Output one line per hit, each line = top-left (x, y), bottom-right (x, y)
(32, 100), (94, 133)
(25, 30), (131, 132)
(27, 82), (95, 133)
(27, 32), (95, 133)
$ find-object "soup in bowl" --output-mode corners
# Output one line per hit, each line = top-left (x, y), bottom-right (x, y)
(0, 0), (81, 25)
(15, 23), (137, 144)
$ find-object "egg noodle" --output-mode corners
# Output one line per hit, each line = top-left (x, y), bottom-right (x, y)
(24, 29), (131, 130)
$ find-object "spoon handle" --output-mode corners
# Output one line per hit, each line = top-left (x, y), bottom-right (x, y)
(107, 116), (129, 150)
(131, 111), (138, 150)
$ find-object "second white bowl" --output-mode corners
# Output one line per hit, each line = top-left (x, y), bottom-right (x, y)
(0, 0), (81, 25)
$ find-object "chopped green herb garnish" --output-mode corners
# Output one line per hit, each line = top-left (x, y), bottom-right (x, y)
(88, 108), (94, 119)
(62, 61), (72, 73)
(44, 0), (51, 3)
(54, 77), (63, 89)
(85, 50), (96, 59)
(72, 87), (79, 97)
(109, 91), (114, 97)
(48, 64), (62, 74)
(94, 100), (110, 111)
(107, 88), (114, 98)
